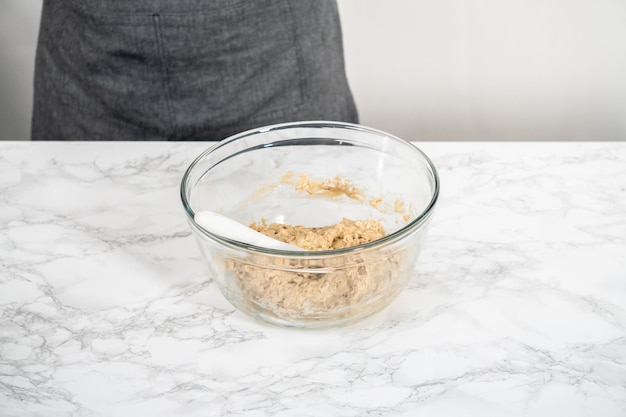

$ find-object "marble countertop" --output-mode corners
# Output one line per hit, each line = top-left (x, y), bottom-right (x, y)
(1, 141), (625, 416)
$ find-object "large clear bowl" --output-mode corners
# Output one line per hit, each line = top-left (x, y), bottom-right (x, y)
(181, 121), (439, 328)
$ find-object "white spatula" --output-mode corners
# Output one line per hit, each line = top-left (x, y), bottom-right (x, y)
(194, 210), (304, 252)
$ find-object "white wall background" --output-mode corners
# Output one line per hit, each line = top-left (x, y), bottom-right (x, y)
(1, 0), (626, 141)
(338, 0), (626, 141)
(0, 0), (42, 140)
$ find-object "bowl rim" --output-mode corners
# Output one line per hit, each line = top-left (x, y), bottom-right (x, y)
(180, 120), (440, 257)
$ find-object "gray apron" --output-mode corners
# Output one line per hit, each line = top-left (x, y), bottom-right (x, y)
(31, 0), (358, 140)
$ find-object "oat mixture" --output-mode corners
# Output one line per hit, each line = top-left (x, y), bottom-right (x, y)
(222, 173), (414, 321)
(226, 216), (405, 320)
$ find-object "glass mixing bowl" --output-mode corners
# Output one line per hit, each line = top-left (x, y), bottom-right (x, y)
(181, 121), (439, 328)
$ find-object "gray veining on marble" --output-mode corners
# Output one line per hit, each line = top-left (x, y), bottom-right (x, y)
(1, 141), (625, 416)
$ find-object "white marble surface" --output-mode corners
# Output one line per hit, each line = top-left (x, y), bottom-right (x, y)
(1, 141), (625, 416)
